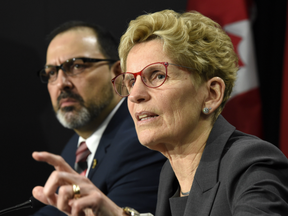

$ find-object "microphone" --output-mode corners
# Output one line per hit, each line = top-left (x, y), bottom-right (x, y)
(0, 196), (46, 215)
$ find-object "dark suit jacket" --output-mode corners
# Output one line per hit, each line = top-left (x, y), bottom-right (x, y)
(155, 115), (288, 216)
(33, 100), (166, 216)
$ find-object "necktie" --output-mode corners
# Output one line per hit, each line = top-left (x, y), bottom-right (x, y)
(74, 141), (91, 176)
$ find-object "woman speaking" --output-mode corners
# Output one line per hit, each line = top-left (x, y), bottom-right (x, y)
(32, 9), (288, 216)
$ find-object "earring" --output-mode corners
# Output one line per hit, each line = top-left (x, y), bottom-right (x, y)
(203, 107), (211, 114)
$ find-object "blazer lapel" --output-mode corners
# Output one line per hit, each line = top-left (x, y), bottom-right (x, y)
(62, 134), (79, 168)
(87, 136), (111, 179)
(87, 99), (129, 179)
(184, 115), (235, 216)
(155, 161), (179, 216)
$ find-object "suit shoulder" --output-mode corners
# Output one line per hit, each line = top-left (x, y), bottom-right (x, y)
(220, 130), (288, 177)
(224, 130), (285, 160)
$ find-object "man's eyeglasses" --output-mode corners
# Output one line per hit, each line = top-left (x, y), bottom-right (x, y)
(111, 62), (194, 97)
(38, 57), (118, 84)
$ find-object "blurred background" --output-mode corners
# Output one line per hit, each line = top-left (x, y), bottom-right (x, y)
(0, 0), (286, 215)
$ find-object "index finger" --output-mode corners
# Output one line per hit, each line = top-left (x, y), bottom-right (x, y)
(32, 151), (77, 174)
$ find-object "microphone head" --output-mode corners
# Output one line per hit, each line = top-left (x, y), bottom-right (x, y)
(29, 196), (46, 210)
(0, 196), (46, 215)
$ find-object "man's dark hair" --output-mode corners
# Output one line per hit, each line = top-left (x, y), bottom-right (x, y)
(47, 21), (119, 61)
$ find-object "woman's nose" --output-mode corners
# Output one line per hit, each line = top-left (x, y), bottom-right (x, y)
(128, 75), (150, 103)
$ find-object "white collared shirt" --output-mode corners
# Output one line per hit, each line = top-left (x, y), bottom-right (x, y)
(77, 98), (125, 176)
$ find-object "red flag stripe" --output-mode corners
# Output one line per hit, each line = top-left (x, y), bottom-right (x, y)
(222, 88), (263, 138)
(279, 3), (288, 157)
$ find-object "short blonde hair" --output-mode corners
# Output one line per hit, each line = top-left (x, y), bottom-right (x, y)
(119, 9), (238, 118)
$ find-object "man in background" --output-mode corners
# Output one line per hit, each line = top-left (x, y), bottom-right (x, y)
(33, 21), (166, 215)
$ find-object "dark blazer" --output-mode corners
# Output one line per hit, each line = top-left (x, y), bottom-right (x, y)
(155, 115), (288, 216)
(33, 100), (166, 216)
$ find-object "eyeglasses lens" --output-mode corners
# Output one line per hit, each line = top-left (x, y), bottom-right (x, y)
(40, 58), (87, 83)
(40, 66), (57, 83)
(114, 63), (167, 97)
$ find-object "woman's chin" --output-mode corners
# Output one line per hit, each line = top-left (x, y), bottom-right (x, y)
(138, 138), (164, 153)
(139, 140), (155, 149)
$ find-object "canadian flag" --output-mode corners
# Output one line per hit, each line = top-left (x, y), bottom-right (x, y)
(279, 3), (288, 157)
(187, 0), (263, 138)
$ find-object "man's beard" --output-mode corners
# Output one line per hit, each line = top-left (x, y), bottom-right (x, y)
(55, 87), (114, 129)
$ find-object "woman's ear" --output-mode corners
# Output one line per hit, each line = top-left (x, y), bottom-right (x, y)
(110, 61), (122, 77)
(202, 77), (225, 114)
